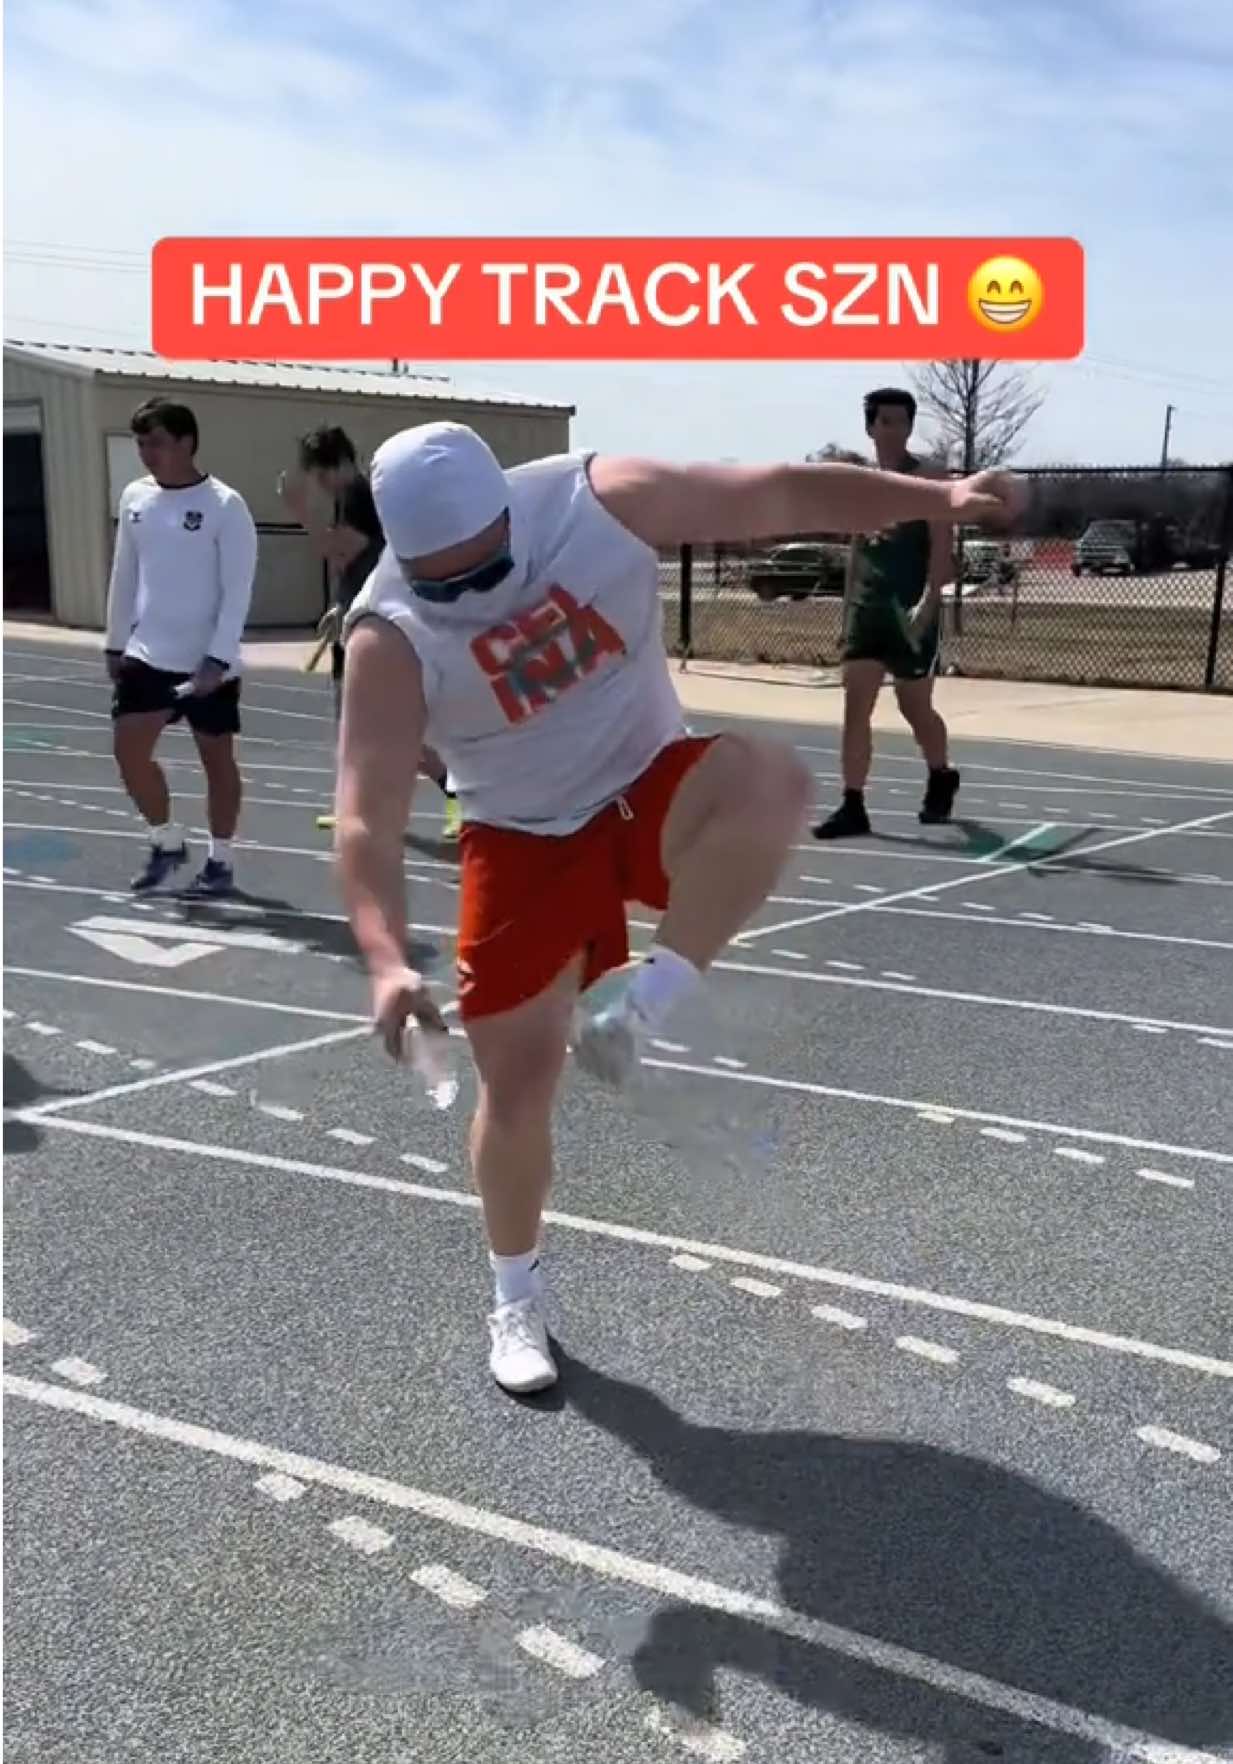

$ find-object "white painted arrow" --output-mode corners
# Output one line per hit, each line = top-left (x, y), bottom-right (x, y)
(71, 915), (304, 955)
(68, 927), (223, 968)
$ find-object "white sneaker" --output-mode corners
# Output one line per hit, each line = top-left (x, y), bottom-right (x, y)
(487, 1295), (558, 1394)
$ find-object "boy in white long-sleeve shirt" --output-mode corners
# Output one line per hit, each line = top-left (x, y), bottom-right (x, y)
(105, 397), (258, 895)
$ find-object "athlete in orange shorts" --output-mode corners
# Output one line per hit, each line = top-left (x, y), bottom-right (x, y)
(333, 423), (1024, 1393)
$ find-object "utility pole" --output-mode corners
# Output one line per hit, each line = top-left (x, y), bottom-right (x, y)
(1160, 402), (1175, 471)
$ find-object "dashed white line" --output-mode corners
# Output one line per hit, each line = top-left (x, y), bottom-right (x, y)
(129, 1058), (159, 1072)
(811, 1304), (868, 1332)
(1136, 1426), (1221, 1466)
(1138, 1169), (1195, 1191)
(51, 1357), (106, 1387)
(671, 1254), (712, 1272)
(256, 1103), (304, 1122)
(964, 903), (996, 913)
(1054, 1147), (1106, 1166)
(981, 1127), (1028, 1144)
(1021, 912), (1055, 923)
(731, 1277), (783, 1299)
(516, 1625), (605, 1679)
(2, 1320), (37, 1346)
(853, 884), (884, 895)
(644, 1705), (747, 1761)
(918, 1109), (956, 1125)
(411, 1563), (489, 1610)
(190, 1080), (238, 1097)
(826, 959), (864, 972)
(2, 1007), (16, 1019)
(883, 970), (916, 981)
(329, 1515), (395, 1555)
(401, 1153), (450, 1176)
(896, 1337), (959, 1366)
(712, 1056), (748, 1070)
(26, 1022), (61, 1036)
(75, 1039), (116, 1056)
(1007, 1378), (1077, 1410)
(327, 1127), (376, 1146)
(1198, 1037), (1233, 1052)
(255, 1472), (307, 1503)
(650, 1038), (691, 1053)
(771, 949), (809, 962)
(1131, 1025), (1168, 1035)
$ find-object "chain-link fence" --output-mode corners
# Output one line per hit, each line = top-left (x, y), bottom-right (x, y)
(663, 464), (1233, 692)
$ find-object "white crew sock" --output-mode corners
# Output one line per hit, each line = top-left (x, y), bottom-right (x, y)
(627, 945), (702, 1030)
(149, 821), (182, 851)
(209, 837), (233, 865)
(490, 1248), (543, 1308)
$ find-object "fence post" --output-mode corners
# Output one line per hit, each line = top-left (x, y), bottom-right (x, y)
(679, 543), (693, 665)
(1202, 466), (1233, 691)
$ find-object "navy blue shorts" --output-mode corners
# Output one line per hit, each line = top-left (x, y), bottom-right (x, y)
(111, 658), (241, 736)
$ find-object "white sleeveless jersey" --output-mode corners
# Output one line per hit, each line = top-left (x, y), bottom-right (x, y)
(345, 450), (687, 835)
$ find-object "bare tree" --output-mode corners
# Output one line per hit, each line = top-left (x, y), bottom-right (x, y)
(908, 359), (1046, 471)
(806, 442), (868, 464)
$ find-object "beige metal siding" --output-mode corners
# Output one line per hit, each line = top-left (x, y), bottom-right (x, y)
(91, 379), (571, 625)
(4, 356), (106, 627)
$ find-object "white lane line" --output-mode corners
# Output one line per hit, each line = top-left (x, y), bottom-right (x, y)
(853, 884), (884, 894)
(1198, 1038), (1233, 1052)
(3, 1320), (37, 1346)
(327, 1127), (376, 1146)
(826, 960), (864, 972)
(771, 949), (809, 961)
(401, 1153), (450, 1175)
(74, 1039), (116, 1056)
(256, 1103), (304, 1123)
(1139, 1170), (1195, 1191)
(26, 1022), (61, 1036)
(411, 1563), (489, 1610)
(883, 970), (916, 981)
(7, 1372), (1200, 1762)
(811, 1304), (868, 1332)
(737, 805), (1233, 942)
(255, 1472), (307, 1502)
(1136, 1426), (1221, 1467)
(1022, 912), (1055, 922)
(712, 1056), (748, 1070)
(1007, 1378), (1077, 1410)
(671, 1254), (713, 1272)
(896, 1337), (960, 1366)
(4, 820), (458, 877)
(329, 1516), (396, 1554)
(189, 1080), (238, 1097)
(644, 1705), (746, 1761)
(964, 902), (997, 912)
(981, 1128), (1028, 1144)
(1054, 1147), (1106, 1166)
(50, 1356), (106, 1387)
(918, 1110), (956, 1125)
(650, 1038), (691, 1053)
(20, 1118), (1233, 1379)
(731, 1277), (783, 1299)
(129, 1058), (159, 1072)
(516, 1625), (605, 1680)
(1132, 1025), (1169, 1035)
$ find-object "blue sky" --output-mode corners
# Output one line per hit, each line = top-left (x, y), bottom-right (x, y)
(5, 0), (1232, 464)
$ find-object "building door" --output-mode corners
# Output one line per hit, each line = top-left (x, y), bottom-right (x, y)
(4, 429), (53, 614)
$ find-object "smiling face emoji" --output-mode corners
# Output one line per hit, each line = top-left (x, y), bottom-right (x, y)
(969, 256), (1042, 333)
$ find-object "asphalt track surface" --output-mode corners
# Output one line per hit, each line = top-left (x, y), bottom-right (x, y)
(4, 635), (1233, 1764)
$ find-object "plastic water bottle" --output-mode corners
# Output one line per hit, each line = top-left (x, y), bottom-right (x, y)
(410, 1024), (460, 1111)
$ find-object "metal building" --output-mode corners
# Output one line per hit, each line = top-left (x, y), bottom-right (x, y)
(3, 340), (574, 629)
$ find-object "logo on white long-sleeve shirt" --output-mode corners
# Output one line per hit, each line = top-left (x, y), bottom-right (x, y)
(183, 510), (204, 531)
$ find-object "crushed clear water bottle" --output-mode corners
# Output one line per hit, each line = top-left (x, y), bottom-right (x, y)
(409, 1024), (460, 1111)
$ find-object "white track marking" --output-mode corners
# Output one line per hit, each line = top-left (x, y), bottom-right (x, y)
(1139, 1170), (1195, 1191)
(22, 1117), (1233, 1379)
(1136, 1426), (1221, 1466)
(671, 1254), (712, 1272)
(918, 1110), (956, 1125)
(329, 1515), (395, 1555)
(4, 1373), (1214, 1762)
(74, 1039), (116, 1055)
(255, 1472), (306, 1502)
(835, 902), (1233, 954)
(712, 1055), (747, 1070)
(1007, 1378), (1077, 1409)
(1133, 1025), (1169, 1035)
(18, 1015), (369, 1118)
(896, 1337), (959, 1366)
(731, 1277), (782, 1299)
(516, 1625), (605, 1679)
(1199, 1038), (1233, 1052)
(189, 1080), (238, 1098)
(810, 1305), (868, 1331)
(401, 1153), (450, 1175)
(644, 1705), (747, 1761)
(738, 806), (1233, 942)
(826, 959), (864, 972)
(327, 1127), (375, 1146)
(50, 1357), (105, 1387)
(4, 876), (456, 937)
(1054, 1147), (1106, 1166)
(981, 1128), (1028, 1144)
(4, 820), (459, 878)
(256, 1103), (304, 1122)
(26, 1022), (61, 1036)
(3, 1320), (37, 1346)
(771, 949), (809, 961)
(883, 970), (917, 981)
(6, 967), (369, 1034)
(411, 1563), (488, 1610)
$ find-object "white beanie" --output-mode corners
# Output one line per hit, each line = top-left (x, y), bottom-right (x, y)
(370, 422), (509, 559)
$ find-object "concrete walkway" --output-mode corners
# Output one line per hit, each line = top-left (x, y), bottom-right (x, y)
(6, 619), (1230, 764)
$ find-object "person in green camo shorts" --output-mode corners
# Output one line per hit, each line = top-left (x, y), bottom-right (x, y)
(813, 387), (960, 840)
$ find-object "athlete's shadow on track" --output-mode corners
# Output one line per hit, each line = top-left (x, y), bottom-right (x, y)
(559, 1353), (1233, 1761)
(163, 893), (442, 972)
(2, 1053), (79, 1156)
(874, 821), (1182, 888)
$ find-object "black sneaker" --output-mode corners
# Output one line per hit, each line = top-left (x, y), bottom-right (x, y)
(131, 843), (189, 892)
(919, 767), (960, 824)
(812, 795), (872, 840)
(183, 858), (235, 897)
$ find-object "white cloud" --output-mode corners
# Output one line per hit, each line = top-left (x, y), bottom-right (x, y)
(4, 0), (1231, 464)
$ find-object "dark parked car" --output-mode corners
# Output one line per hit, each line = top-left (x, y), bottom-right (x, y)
(748, 540), (848, 602)
(1073, 517), (1220, 575)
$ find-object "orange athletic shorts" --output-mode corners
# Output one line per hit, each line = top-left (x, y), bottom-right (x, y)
(455, 735), (717, 1020)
